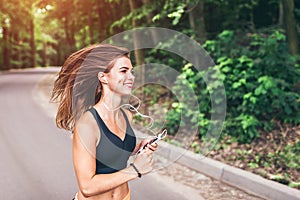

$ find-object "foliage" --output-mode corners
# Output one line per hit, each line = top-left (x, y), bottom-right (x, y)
(1, 0), (300, 68)
(206, 127), (300, 187)
(280, 141), (300, 170)
(0, 0), (300, 190)
(0, 0), (130, 68)
(165, 30), (300, 143)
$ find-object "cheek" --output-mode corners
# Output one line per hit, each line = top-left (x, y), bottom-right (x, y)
(118, 76), (126, 83)
(117, 80), (123, 84)
(111, 78), (124, 88)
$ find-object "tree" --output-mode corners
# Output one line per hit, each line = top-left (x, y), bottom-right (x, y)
(0, 0), (37, 69)
(0, 2), (10, 70)
(29, 17), (35, 67)
(188, 1), (206, 43)
(129, 0), (145, 66)
(281, 0), (299, 55)
(1, 0), (13, 69)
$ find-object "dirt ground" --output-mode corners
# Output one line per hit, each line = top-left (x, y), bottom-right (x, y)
(204, 124), (300, 189)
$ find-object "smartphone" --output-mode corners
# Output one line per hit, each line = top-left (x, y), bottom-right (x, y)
(137, 129), (167, 154)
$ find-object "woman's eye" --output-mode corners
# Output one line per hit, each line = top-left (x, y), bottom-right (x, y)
(119, 68), (134, 75)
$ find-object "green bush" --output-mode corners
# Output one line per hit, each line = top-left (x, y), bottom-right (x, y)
(280, 141), (300, 170)
(165, 30), (300, 143)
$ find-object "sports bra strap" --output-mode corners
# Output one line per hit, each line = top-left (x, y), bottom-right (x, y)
(119, 109), (130, 126)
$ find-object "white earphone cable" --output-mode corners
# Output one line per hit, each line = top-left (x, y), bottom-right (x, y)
(101, 94), (155, 130)
(99, 77), (163, 136)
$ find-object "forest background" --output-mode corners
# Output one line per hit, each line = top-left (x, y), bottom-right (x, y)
(0, 0), (300, 190)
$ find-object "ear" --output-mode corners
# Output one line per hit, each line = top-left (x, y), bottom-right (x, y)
(98, 72), (108, 84)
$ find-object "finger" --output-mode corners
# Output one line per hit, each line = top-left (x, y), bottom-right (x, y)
(150, 157), (154, 165)
(144, 147), (154, 155)
(140, 140), (149, 148)
(147, 155), (152, 162)
(145, 145), (154, 151)
(147, 136), (156, 143)
(147, 143), (157, 151)
(152, 143), (158, 147)
(137, 149), (148, 156)
(149, 143), (158, 149)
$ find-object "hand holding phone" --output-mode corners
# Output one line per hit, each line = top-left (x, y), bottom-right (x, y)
(137, 129), (167, 154)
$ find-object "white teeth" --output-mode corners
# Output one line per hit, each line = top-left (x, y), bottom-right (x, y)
(125, 84), (132, 88)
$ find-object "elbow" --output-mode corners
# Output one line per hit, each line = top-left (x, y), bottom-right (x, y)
(79, 183), (107, 198)
(80, 184), (95, 198)
(81, 188), (91, 198)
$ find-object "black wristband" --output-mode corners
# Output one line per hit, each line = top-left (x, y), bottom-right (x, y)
(130, 163), (142, 178)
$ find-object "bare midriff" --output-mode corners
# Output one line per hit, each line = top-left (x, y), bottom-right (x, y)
(77, 182), (129, 200)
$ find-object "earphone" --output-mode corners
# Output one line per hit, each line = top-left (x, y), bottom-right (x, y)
(98, 71), (166, 137)
(98, 72), (108, 84)
(103, 77), (108, 84)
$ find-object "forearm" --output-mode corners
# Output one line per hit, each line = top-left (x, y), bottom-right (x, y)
(79, 166), (138, 197)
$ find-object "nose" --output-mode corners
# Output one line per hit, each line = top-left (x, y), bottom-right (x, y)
(128, 71), (135, 80)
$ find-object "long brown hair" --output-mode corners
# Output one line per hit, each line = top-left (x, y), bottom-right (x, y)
(51, 44), (130, 131)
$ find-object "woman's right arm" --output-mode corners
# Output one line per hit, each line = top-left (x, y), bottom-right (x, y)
(72, 112), (154, 198)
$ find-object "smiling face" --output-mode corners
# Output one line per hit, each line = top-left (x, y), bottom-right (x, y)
(104, 56), (135, 96)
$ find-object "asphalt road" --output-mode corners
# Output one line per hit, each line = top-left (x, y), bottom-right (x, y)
(0, 69), (77, 199)
(0, 68), (204, 200)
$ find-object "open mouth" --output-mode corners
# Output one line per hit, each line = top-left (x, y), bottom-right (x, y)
(124, 83), (133, 88)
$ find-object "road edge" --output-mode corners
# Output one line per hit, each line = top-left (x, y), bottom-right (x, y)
(155, 141), (300, 200)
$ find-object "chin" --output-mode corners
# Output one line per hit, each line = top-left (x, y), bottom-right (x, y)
(120, 90), (132, 96)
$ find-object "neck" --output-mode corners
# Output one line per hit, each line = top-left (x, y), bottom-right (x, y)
(98, 92), (122, 113)
(102, 101), (120, 112)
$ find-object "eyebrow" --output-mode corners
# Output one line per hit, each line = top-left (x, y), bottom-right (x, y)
(119, 66), (133, 70)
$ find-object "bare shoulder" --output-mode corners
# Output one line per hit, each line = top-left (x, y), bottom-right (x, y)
(75, 111), (97, 131)
(74, 110), (100, 145)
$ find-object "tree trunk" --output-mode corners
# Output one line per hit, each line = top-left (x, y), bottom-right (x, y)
(188, 1), (206, 44)
(29, 18), (36, 68)
(42, 42), (47, 67)
(1, 0), (10, 69)
(129, 0), (146, 112)
(64, 15), (76, 55)
(12, 32), (20, 68)
(278, 0), (284, 28)
(70, 20), (76, 50)
(129, 0), (145, 66)
(142, 0), (159, 44)
(97, 1), (104, 42)
(88, 8), (94, 44)
(54, 41), (62, 66)
(2, 25), (10, 70)
(64, 16), (70, 45)
(282, 0), (299, 55)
